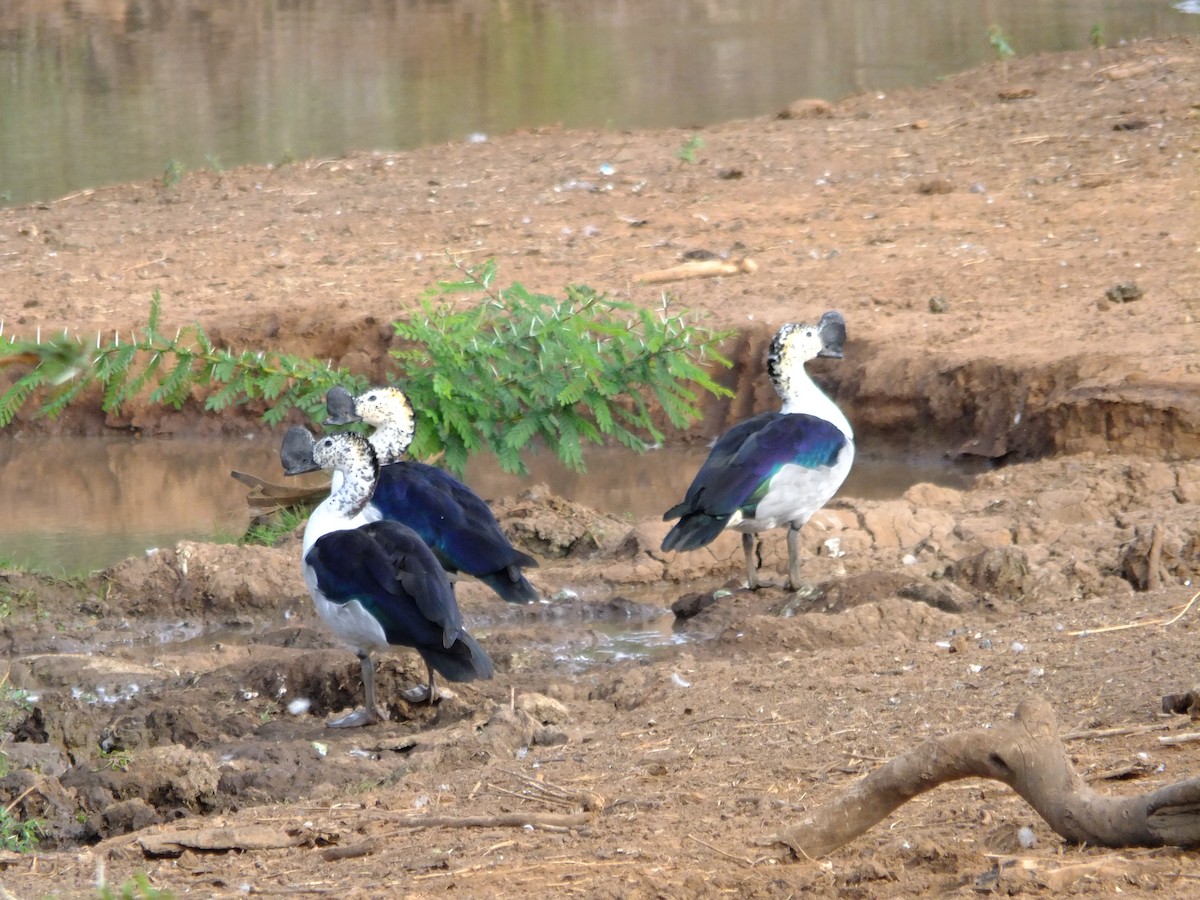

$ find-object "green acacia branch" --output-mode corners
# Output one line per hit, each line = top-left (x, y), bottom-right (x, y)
(0, 265), (734, 477)
(0, 292), (362, 428)
(388, 259), (734, 474)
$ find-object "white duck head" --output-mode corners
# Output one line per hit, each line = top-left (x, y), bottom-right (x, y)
(766, 311), (852, 436)
(325, 385), (416, 466)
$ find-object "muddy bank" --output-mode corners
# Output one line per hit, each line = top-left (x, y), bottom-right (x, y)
(1, 453), (1196, 863)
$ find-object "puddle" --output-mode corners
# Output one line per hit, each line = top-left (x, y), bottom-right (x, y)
(550, 614), (688, 670)
(0, 435), (982, 574)
(9, 584), (693, 704)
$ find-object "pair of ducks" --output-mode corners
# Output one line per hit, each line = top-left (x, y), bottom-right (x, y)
(280, 387), (535, 726)
(286, 311), (853, 728)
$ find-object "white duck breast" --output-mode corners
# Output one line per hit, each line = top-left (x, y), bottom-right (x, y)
(736, 442), (855, 532)
(303, 565), (388, 652)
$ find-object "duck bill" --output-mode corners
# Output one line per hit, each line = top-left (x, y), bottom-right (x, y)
(323, 385), (363, 426)
(280, 425), (322, 476)
(817, 310), (847, 358)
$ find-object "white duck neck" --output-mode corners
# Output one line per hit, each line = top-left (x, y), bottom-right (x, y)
(303, 446), (378, 554)
(778, 365), (854, 440)
(368, 422), (413, 466)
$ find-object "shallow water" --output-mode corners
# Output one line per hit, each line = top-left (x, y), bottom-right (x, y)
(2, 0), (1198, 204)
(549, 614), (687, 670)
(0, 434), (978, 573)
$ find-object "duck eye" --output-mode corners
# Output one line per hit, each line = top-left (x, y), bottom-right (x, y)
(367, 393), (377, 402)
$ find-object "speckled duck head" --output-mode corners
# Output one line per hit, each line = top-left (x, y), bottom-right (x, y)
(766, 312), (846, 396)
(766, 312), (852, 436)
(310, 431), (380, 517)
(325, 385), (417, 466)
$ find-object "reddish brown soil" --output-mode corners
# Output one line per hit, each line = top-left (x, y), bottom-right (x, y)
(1, 38), (1199, 899)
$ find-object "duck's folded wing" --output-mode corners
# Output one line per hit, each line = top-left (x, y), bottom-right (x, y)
(666, 412), (847, 520)
(376, 462), (538, 572)
(308, 523), (464, 649)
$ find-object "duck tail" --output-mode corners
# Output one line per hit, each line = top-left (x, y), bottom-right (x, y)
(661, 513), (729, 553)
(423, 632), (495, 682)
(478, 566), (540, 604)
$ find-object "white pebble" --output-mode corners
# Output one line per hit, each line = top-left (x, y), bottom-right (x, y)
(287, 698), (312, 716)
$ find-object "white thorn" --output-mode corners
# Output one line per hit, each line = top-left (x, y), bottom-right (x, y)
(36, 325), (41, 343)
(96, 331), (102, 349)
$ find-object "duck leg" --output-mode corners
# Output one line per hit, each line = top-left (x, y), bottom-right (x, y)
(743, 533), (764, 590)
(787, 524), (803, 592)
(328, 652), (385, 728)
(785, 524), (818, 596)
(400, 661), (438, 705)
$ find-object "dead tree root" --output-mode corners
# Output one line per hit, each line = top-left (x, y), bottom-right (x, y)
(769, 696), (1200, 860)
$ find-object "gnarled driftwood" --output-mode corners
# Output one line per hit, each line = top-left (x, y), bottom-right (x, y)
(770, 696), (1200, 860)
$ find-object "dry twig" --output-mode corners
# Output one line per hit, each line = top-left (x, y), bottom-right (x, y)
(634, 257), (758, 285)
(1066, 589), (1199, 637)
(1062, 721), (1178, 742)
(1159, 733), (1200, 747)
(385, 811), (591, 833)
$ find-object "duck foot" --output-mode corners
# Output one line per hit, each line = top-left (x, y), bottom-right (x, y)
(746, 577), (782, 591)
(401, 684), (435, 704)
(742, 577), (817, 595)
(401, 683), (456, 704)
(326, 706), (386, 728)
(786, 581), (818, 599)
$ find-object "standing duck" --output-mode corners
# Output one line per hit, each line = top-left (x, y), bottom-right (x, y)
(661, 312), (854, 591)
(323, 385), (540, 604)
(282, 427), (494, 726)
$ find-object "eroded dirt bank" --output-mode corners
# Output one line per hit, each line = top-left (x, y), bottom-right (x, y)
(0, 37), (1198, 899)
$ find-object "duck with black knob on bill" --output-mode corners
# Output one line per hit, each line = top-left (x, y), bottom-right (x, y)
(280, 426), (493, 727)
(661, 311), (854, 592)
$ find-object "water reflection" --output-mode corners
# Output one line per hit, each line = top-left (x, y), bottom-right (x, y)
(1, 0), (1197, 204)
(0, 434), (976, 573)
(0, 435), (293, 573)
